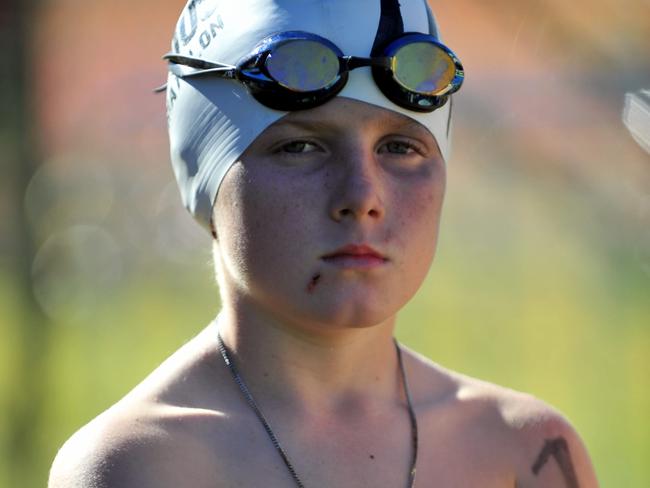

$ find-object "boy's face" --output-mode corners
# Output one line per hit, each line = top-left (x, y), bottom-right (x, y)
(212, 98), (446, 332)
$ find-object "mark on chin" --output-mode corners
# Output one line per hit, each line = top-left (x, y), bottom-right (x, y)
(306, 273), (322, 293)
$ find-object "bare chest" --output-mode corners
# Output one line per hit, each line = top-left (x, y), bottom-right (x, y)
(202, 442), (515, 488)
(179, 411), (516, 488)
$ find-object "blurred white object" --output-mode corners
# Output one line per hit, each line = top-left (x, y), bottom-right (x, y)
(623, 89), (650, 154)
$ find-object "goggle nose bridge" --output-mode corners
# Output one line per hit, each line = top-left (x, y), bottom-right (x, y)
(341, 56), (392, 71)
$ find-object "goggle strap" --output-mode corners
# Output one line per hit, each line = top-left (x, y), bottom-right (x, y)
(169, 65), (236, 80)
(163, 52), (236, 71)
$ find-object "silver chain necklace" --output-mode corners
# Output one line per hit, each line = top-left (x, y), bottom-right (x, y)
(217, 332), (419, 488)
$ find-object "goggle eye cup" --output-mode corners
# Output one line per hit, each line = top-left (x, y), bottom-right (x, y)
(370, 34), (463, 112)
(391, 42), (459, 95)
(265, 39), (342, 93)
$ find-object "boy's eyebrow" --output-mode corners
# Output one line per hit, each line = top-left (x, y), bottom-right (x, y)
(272, 113), (432, 137)
(272, 118), (338, 134)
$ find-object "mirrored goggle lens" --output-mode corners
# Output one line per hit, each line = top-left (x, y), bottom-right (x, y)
(392, 42), (456, 95)
(266, 40), (340, 92)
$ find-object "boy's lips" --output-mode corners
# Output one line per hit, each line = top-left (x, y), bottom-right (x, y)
(321, 244), (388, 268)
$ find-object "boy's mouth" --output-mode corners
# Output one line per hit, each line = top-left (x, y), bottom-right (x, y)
(321, 244), (388, 268)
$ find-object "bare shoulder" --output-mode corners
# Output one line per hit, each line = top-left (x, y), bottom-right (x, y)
(47, 403), (222, 488)
(48, 323), (229, 488)
(402, 348), (599, 487)
(496, 391), (600, 488)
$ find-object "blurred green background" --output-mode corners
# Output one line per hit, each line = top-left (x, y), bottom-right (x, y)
(1, 0), (648, 486)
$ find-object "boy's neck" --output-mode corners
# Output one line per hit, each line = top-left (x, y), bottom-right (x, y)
(214, 304), (402, 417)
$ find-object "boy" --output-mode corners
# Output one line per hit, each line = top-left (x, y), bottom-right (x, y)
(49, 1), (598, 486)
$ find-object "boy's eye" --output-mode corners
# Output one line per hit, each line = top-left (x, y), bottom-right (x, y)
(279, 140), (319, 154)
(381, 141), (417, 155)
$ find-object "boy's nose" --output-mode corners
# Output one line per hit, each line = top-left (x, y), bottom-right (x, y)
(328, 148), (385, 223)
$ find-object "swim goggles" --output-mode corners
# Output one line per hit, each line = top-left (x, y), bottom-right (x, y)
(157, 30), (464, 113)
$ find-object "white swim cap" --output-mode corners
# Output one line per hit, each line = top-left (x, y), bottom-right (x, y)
(166, 0), (455, 232)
